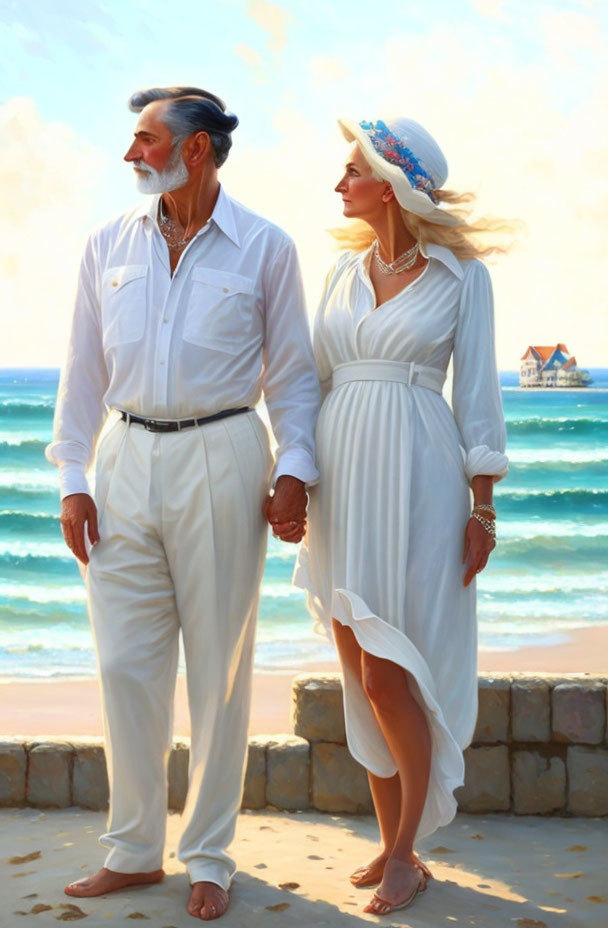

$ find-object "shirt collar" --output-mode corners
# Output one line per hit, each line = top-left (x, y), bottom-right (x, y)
(208, 185), (240, 247)
(133, 184), (241, 248)
(420, 241), (463, 280)
(357, 240), (463, 280)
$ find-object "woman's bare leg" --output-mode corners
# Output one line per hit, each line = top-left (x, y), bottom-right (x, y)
(331, 621), (402, 886)
(360, 651), (431, 912)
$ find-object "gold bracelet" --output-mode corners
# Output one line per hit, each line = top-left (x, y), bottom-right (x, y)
(473, 502), (496, 518)
(472, 511), (496, 539)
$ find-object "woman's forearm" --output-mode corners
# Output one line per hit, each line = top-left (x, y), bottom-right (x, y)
(471, 474), (494, 507)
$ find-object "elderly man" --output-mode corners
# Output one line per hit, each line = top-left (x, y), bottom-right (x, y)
(46, 86), (319, 921)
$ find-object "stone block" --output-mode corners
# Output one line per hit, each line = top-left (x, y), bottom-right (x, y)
(455, 745), (510, 812)
(473, 676), (511, 743)
(27, 742), (72, 808)
(72, 744), (108, 810)
(567, 746), (608, 816)
(242, 737), (266, 810)
(511, 679), (551, 743)
(311, 743), (373, 813)
(168, 741), (190, 811)
(512, 750), (565, 814)
(552, 683), (605, 744)
(266, 735), (309, 810)
(0, 741), (26, 805)
(292, 673), (345, 743)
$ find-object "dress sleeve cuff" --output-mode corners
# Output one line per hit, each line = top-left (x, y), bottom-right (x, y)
(273, 450), (320, 488)
(58, 463), (92, 501)
(464, 445), (509, 484)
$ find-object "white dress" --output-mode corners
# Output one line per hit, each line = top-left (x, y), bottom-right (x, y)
(294, 242), (508, 840)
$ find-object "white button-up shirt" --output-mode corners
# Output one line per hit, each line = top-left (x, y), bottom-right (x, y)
(46, 186), (320, 498)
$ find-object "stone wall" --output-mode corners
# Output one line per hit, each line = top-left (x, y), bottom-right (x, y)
(1, 673), (607, 815)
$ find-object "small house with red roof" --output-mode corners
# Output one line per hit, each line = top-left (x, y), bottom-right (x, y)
(520, 344), (592, 388)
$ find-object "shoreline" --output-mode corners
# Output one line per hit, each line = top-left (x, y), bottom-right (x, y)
(2, 626), (607, 737)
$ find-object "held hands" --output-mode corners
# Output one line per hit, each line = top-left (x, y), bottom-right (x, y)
(60, 493), (99, 565)
(263, 475), (308, 544)
(462, 513), (496, 587)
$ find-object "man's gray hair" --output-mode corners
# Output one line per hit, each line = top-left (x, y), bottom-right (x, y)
(128, 87), (239, 168)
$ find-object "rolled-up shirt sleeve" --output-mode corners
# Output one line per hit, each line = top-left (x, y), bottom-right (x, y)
(452, 259), (509, 484)
(45, 233), (109, 499)
(262, 239), (321, 486)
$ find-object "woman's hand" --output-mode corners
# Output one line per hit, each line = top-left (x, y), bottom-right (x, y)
(462, 515), (496, 586)
(263, 475), (308, 544)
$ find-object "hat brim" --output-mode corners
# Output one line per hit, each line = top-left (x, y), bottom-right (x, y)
(338, 119), (460, 227)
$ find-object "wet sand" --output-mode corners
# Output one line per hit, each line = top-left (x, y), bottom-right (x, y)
(0, 665), (339, 738)
(1, 625), (606, 738)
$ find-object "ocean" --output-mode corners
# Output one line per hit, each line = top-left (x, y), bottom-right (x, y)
(1, 367), (607, 679)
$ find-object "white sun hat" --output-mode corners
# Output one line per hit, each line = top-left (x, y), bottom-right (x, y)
(338, 117), (460, 226)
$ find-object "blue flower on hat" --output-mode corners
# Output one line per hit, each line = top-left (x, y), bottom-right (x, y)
(359, 120), (438, 203)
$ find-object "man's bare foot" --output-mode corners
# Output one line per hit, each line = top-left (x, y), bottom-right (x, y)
(187, 881), (230, 921)
(363, 856), (426, 914)
(350, 852), (388, 887)
(64, 867), (164, 897)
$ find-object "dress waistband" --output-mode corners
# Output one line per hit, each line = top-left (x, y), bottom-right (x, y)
(331, 360), (445, 395)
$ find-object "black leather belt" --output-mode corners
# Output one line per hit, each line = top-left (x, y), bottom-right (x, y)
(119, 407), (251, 432)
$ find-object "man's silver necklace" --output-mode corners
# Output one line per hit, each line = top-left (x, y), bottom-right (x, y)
(158, 200), (194, 250)
(373, 239), (420, 275)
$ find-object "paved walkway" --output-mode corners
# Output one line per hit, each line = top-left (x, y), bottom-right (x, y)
(1, 808), (606, 927)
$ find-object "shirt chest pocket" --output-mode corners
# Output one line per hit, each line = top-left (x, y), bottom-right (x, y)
(183, 267), (256, 353)
(101, 265), (148, 350)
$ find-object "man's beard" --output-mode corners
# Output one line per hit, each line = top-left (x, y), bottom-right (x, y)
(133, 145), (189, 194)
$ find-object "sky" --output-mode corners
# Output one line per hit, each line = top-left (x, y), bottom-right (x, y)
(1, 0), (607, 369)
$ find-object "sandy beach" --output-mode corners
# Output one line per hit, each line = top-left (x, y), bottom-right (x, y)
(2, 807), (606, 926)
(1, 625), (607, 738)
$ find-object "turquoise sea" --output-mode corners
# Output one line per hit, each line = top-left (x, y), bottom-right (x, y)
(0, 368), (607, 679)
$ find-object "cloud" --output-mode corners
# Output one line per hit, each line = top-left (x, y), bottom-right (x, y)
(471, 0), (511, 23)
(541, 8), (605, 70)
(236, 0), (294, 81)
(309, 55), (347, 88)
(4, 3), (606, 370)
(247, 0), (293, 56)
(373, 25), (607, 367)
(234, 43), (268, 84)
(230, 8), (608, 368)
(0, 97), (108, 365)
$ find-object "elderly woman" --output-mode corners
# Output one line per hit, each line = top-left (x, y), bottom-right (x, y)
(293, 118), (509, 916)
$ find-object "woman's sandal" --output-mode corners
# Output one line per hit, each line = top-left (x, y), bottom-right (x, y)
(414, 854), (433, 881)
(351, 853), (432, 888)
(364, 871), (427, 916)
(350, 860), (386, 887)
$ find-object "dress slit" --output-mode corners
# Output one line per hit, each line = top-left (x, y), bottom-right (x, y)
(331, 587), (465, 840)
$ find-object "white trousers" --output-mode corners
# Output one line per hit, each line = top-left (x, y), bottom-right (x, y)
(85, 410), (272, 889)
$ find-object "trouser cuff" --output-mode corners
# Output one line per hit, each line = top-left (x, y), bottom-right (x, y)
(103, 845), (163, 875)
(187, 859), (234, 891)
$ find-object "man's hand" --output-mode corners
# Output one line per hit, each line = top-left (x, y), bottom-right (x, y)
(263, 475), (308, 544)
(60, 493), (99, 565)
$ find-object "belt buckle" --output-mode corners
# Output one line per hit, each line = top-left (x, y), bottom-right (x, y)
(143, 418), (158, 432)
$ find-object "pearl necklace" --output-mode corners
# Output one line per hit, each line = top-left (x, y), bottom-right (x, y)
(373, 239), (420, 275)
(158, 200), (195, 251)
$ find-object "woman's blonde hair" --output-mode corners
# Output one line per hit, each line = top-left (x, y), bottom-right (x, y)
(331, 188), (516, 261)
